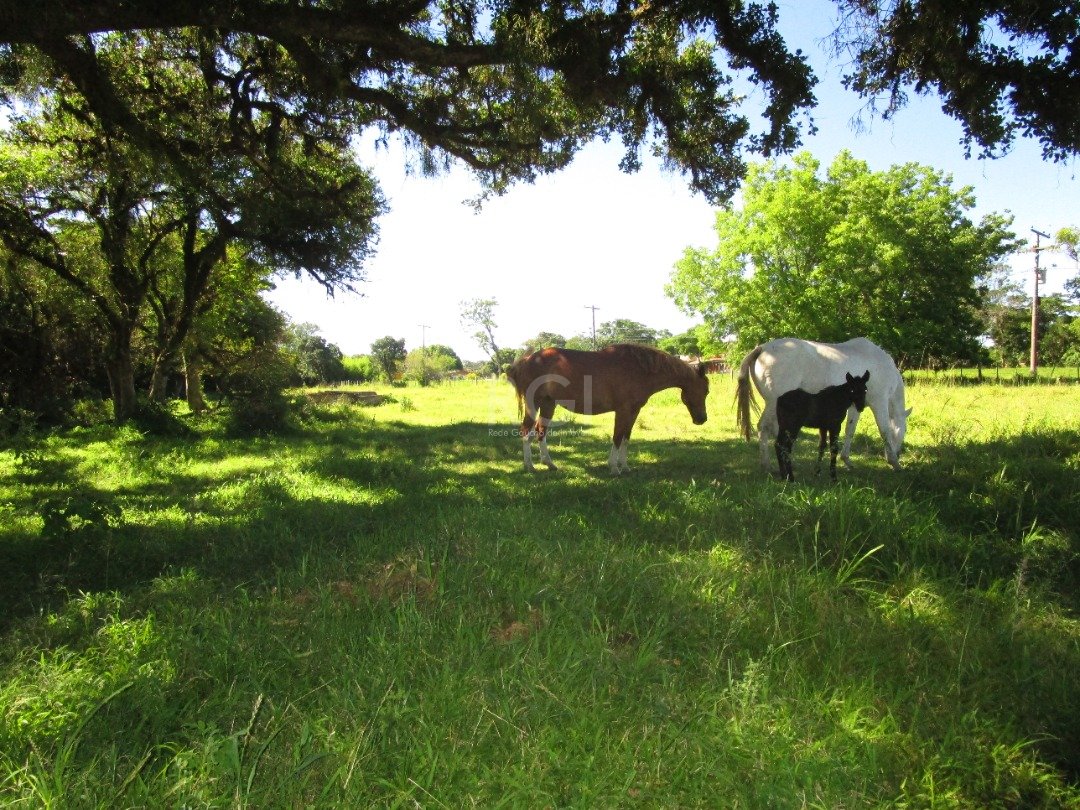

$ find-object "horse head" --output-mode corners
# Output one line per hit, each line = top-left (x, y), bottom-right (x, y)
(682, 363), (710, 425)
(889, 404), (913, 460)
(844, 370), (871, 412)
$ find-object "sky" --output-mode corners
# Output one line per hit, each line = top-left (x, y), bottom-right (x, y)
(263, 2), (1079, 363)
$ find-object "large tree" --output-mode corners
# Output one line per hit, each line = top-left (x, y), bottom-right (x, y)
(283, 322), (346, 386)
(369, 336), (406, 381)
(460, 298), (502, 369)
(1, 1), (1075, 198)
(521, 332), (567, 354)
(667, 151), (1018, 365)
(0, 249), (106, 420)
(595, 319), (662, 347)
(0, 31), (383, 419)
(403, 344), (462, 385)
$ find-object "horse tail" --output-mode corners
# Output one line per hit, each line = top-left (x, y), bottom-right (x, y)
(505, 358), (525, 420)
(735, 345), (763, 442)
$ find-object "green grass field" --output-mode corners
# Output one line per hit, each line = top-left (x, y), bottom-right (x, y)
(1, 377), (1078, 807)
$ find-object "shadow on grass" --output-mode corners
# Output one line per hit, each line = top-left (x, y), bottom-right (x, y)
(2, 409), (1078, 792)
(3, 414), (1076, 625)
(0, 414), (730, 627)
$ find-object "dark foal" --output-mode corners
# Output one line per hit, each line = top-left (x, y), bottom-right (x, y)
(775, 371), (870, 482)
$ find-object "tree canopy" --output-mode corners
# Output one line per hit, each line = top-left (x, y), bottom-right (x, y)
(831, 0), (1080, 162)
(2, 1), (1076, 210)
(594, 319), (664, 347)
(667, 151), (1018, 365)
(369, 336), (407, 381)
(0, 1), (818, 205)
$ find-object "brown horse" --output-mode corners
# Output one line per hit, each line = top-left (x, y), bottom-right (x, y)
(506, 344), (709, 474)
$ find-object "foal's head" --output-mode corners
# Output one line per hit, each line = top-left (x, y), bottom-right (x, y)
(681, 363), (710, 425)
(844, 370), (871, 412)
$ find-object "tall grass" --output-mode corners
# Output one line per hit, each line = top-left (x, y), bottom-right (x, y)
(1, 377), (1077, 806)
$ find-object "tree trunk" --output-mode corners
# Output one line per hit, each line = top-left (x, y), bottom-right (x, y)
(105, 327), (138, 421)
(183, 349), (208, 413)
(148, 356), (169, 402)
(106, 356), (137, 421)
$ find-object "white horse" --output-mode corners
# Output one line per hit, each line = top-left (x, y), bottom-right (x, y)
(736, 337), (911, 471)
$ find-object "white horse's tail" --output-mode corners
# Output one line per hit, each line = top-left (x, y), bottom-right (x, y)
(735, 345), (763, 442)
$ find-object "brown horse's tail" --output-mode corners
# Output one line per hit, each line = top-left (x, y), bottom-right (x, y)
(735, 345), (763, 442)
(505, 359), (525, 420)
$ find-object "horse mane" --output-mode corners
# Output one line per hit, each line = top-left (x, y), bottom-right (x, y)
(616, 344), (694, 379)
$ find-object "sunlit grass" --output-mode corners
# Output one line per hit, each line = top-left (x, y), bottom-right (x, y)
(0, 377), (1078, 805)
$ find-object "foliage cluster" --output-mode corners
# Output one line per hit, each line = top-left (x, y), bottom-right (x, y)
(340, 355), (377, 384)
(403, 345), (464, 385)
(368, 337), (408, 382)
(980, 262), (1080, 368)
(4, 1), (1077, 196)
(668, 151), (1020, 365)
(281, 323), (347, 387)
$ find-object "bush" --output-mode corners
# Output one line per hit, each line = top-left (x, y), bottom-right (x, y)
(226, 393), (294, 436)
(217, 347), (296, 436)
(128, 397), (193, 437)
(341, 354), (376, 382)
(68, 398), (113, 428)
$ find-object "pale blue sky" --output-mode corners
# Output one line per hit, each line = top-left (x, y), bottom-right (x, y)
(264, 2), (1079, 361)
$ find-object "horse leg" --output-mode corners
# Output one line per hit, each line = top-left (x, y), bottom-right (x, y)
(775, 430), (795, 482)
(815, 429), (828, 475)
(520, 406), (538, 472)
(757, 399), (778, 471)
(871, 399), (902, 470)
(610, 406), (641, 475)
(774, 436), (785, 480)
(828, 427), (840, 481)
(536, 399), (558, 470)
(840, 404), (861, 469)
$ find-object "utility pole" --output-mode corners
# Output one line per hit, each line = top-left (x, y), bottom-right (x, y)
(1030, 229), (1050, 375)
(584, 305), (599, 349)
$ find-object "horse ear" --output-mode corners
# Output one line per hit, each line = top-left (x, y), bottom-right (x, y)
(846, 372), (855, 383)
(862, 369), (870, 382)
(905, 407), (913, 417)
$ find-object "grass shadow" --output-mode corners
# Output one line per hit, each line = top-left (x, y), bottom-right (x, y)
(2, 401), (1079, 800)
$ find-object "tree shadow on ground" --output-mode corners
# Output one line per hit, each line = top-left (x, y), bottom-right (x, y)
(0, 414), (729, 628)
(4, 414), (1076, 629)
(2, 410), (1079, 795)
